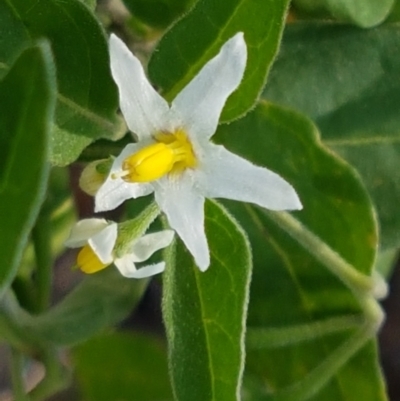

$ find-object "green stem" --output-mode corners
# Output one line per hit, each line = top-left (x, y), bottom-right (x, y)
(32, 210), (52, 313)
(246, 315), (363, 349)
(0, 291), (37, 353)
(263, 210), (377, 298)
(269, 324), (373, 401)
(249, 209), (386, 400)
(263, 210), (386, 333)
(10, 348), (30, 401)
(0, 313), (32, 354)
(29, 347), (69, 401)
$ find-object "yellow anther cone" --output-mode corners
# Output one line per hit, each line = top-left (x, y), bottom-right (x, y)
(77, 244), (110, 274)
(122, 130), (197, 183)
(123, 143), (175, 182)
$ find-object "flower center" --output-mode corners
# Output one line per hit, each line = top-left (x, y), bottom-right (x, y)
(77, 244), (110, 274)
(120, 129), (197, 183)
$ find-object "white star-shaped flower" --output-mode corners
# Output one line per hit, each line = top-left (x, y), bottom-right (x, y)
(65, 218), (174, 279)
(95, 33), (302, 271)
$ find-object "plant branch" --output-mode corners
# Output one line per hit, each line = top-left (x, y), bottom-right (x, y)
(10, 348), (30, 401)
(263, 210), (379, 298)
(246, 314), (363, 349)
(29, 347), (70, 401)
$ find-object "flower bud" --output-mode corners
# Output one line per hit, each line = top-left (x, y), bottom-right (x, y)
(79, 159), (112, 196)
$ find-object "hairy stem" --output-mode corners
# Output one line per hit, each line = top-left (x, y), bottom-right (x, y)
(269, 324), (374, 401)
(249, 209), (387, 401)
(29, 347), (69, 401)
(246, 315), (363, 349)
(263, 210), (377, 297)
(10, 348), (30, 401)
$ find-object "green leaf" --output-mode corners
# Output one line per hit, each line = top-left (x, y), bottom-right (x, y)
(148, 0), (290, 121)
(73, 332), (173, 401)
(387, 0), (400, 21)
(79, 0), (97, 10)
(24, 268), (148, 345)
(122, 0), (197, 28)
(375, 248), (398, 279)
(217, 101), (377, 276)
(3, 0), (120, 166)
(0, 1), (29, 76)
(264, 22), (400, 250)
(292, 0), (394, 27)
(163, 200), (251, 401)
(215, 102), (386, 400)
(0, 42), (55, 297)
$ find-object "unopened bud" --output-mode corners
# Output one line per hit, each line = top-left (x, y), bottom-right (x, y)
(79, 158), (113, 196)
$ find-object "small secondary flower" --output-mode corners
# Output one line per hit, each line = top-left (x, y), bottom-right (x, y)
(95, 33), (302, 271)
(65, 218), (174, 279)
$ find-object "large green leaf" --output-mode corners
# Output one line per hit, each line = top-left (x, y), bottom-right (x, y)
(148, 0), (290, 122)
(388, 0), (400, 21)
(122, 0), (197, 28)
(163, 200), (251, 401)
(0, 268), (148, 349)
(215, 102), (386, 400)
(79, 0), (97, 10)
(73, 332), (173, 401)
(0, 42), (55, 297)
(0, 1), (29, 74)
(24, 268), (148, 345)
(264, 22), (400, 250)
(292, 0), (394, 27)
(2, 0), (120, 166)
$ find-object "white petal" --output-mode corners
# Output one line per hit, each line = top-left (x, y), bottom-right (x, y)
(95, 144), (153, 212)
(154, 173), (209, 270)
(110, 34), (169, 139)
(114, 257), (165, 279)
(171, 33), (247, 142)
(88, 223), (118, 264)
(113, 254), (137, 276)
(65, 218), (109, 248)
(197, 144), (302, 210)
(130, 230), (174, 262)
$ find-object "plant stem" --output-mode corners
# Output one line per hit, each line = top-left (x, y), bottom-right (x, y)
(0, 292), (36, 353)
(250, 209), (386, 401)
(269, 324), (373, 401)
(246, 314), (363, 349)
(29, 347), (69, 401)
(10, 348), (30, 401)
(32, 210), (52, 313)
(263, 210), (377, 298)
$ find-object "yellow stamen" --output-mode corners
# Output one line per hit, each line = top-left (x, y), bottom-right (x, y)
(121, 129), (197, 183)
(77, 244), (110, 274)
(111, 170), (130, 180)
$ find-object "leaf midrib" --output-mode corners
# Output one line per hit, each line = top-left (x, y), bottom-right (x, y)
(325, 135), (400, 147)
(160, 0), (247, 100)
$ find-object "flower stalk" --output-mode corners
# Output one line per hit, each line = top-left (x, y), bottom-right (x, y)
(10, 348), (29, 401)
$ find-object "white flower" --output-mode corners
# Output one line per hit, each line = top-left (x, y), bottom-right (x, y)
(65, 218), (174, 279)
(95, 33), (302, 271)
